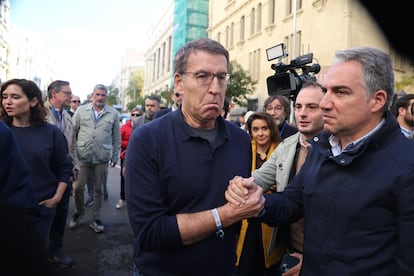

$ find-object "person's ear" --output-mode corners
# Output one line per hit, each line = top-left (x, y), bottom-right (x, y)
(30, 97), (39, 108)
(370, 90), (387, 112)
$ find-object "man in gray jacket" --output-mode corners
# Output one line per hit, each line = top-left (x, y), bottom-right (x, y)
(251, 81), (325, 274)
(69, 84), (120, 233)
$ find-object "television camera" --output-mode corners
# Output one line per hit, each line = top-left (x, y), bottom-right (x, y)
(266, 43), (320, 101)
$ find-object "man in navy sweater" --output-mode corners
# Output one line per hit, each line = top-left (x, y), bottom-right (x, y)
(125, 38), (264, 275)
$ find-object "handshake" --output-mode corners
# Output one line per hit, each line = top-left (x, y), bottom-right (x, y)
(222, 176), (265, 222)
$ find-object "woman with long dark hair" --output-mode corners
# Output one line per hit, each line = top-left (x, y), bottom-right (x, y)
(0, 79), (72, 254)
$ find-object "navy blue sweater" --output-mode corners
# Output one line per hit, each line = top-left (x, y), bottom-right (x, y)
(125, 108), (251, 275)
(11, 124), (72, 203)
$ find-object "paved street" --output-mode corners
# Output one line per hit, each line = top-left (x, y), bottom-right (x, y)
(49, 166), (134, 276)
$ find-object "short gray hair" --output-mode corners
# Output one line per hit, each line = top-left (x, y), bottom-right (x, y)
(173, 38), (229, 74)
(333, 47), (394, 112)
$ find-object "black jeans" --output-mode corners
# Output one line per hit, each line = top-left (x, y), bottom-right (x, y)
(120, 158), (125, 200)
(48, 182), (71, 252)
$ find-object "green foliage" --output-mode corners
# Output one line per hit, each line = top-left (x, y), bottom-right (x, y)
(106, 67), (145, 112)
(106, 84), (119, 106)
(226, 60), (257, 106)
(158, 87), (174, 108)
(126, 97), (145, 112)
(126, 69), (144, 101)
(396, 75), (414, 91)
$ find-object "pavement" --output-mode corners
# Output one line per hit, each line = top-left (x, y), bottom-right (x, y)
(49, 166), (134, 276)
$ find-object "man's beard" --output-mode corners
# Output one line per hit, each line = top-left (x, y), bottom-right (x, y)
(404, 115), (414, 128)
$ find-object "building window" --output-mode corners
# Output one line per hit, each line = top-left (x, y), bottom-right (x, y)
(167, 36), (172, 72)
(225, 25), (229, 48)
(257, 3), (262, 32)
(288, 0), (302, 15)
(286, 31), (301, 59)
(248, 49), (261, 81)
(161, 42), (166, 74)
(156, 48), (161, 79)
(152, 53), (156, 82)
(269, 0), (275, 24)
(249, 52), (253, 76)
(296, 31), (301, 57)
(250, 8), (255, 36)
(284, 36), (289, 59)
(240, 16), (245, 41)
(230, 22), (234, 47)
(256, 48), (261, 80)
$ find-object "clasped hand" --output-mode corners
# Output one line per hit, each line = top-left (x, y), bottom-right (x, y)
(225, 176), (265, 219)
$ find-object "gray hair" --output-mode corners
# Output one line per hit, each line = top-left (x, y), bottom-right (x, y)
(173, 38), (229, 74)
(263, 95), (291, 118)
(93, 84), (108, 93)
(47, 80), (70, 98)
(333, 47), (394, 112)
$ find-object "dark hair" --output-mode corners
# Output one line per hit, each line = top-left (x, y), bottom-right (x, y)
(173, 38), (229, 74)
(0, 79), (48, 127)
(395, 94), (414, 117)
(222, 97), (230, 118)
(300, 80), (325, 92)
(246, 111), (281, 145)
(131, 107), (143, 115)
(47, 80), (70, 98)
(263, 95), (291, 118)
(146, 95), (161, 104)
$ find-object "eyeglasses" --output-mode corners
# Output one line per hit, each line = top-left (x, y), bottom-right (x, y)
(71, 100), (81, 103)
(174, 93), (183, 97)
(60, 91), (72, 96)
(265, 105), (284, 112)
(131, 113), (141, 117)
(181, 72), (232, 86)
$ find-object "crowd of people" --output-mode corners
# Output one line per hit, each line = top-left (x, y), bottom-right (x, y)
(1, 36), (414, 275)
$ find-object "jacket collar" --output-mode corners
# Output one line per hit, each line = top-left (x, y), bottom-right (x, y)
(313, 110), (400, 162)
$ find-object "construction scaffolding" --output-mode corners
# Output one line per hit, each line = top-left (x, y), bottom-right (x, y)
(172, 0), (209, 63)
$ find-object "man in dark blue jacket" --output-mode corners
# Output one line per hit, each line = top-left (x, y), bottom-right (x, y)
(125, 38), (264, 275)
(227, 47), (414, 274)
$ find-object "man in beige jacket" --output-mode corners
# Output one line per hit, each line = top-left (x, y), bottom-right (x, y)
(45, 80), (80, 267)
(249, 81), (325, 275)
